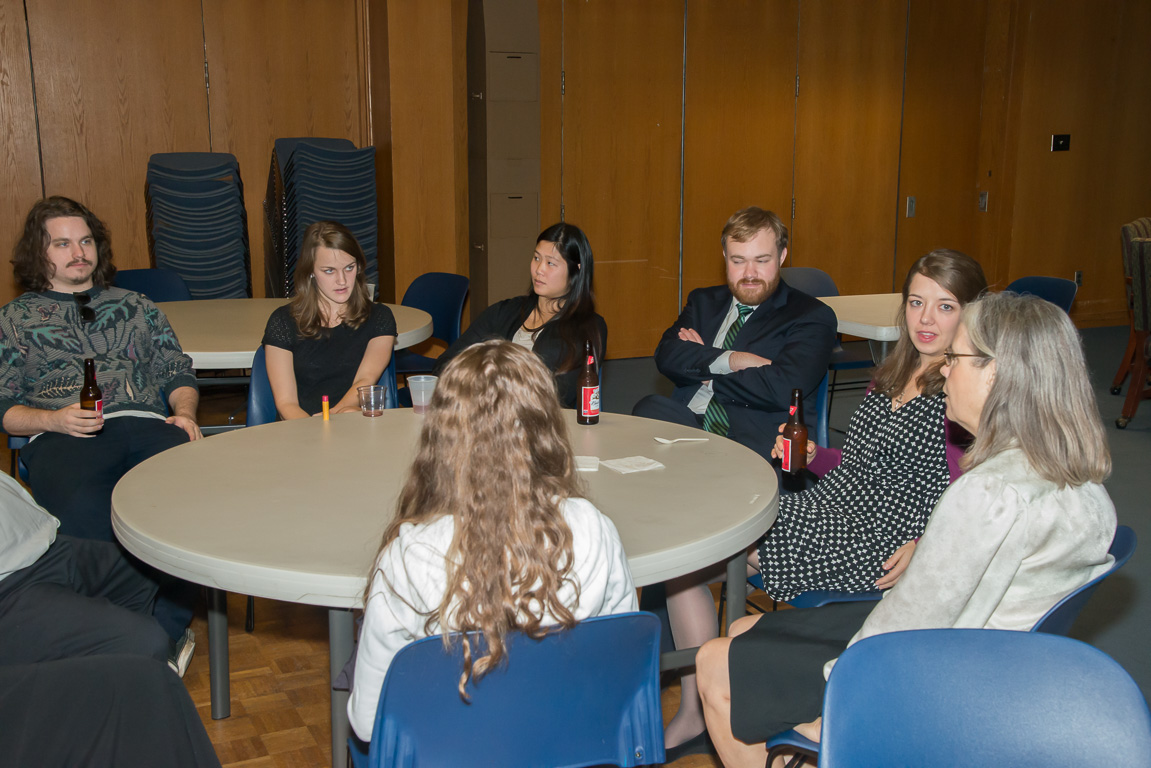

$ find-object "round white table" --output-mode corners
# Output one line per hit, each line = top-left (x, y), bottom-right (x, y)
(820, 293), (902, 360)
(157, 298), (433, 370)
(112, 410), (777, 764)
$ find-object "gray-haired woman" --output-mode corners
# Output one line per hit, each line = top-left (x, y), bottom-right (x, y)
(697, 291), (1117, 768)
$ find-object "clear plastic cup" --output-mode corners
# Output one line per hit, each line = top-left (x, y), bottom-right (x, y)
(409, 375), (437, 415)
(358, 385), (386, 417)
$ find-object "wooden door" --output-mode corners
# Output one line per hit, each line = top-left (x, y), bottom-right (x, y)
(894, 0), (987, 283)
(792, 0), (908, 293)
(25, 0), (211, 272)
(560, 0), (685, 359)
(682, 0), (799, 300)
(0, 0), (44, 303)
(202, 0), (367, 298)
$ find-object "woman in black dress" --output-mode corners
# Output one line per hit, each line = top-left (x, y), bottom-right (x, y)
(262, 221), (396, 418)
(434, 222), (606, 409)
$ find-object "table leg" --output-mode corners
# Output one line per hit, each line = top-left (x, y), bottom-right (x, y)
(328, 608), (355, 768)
(868, 339), (893, 363)
(207, 588), (230, 719)
(725, 550), (747, 632)
(658, 551), (748, 672)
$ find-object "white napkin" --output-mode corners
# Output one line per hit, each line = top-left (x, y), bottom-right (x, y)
(600, 456), (666, 474)
(575, 456), (599, 472)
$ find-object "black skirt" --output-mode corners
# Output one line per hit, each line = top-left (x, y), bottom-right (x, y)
(728, 600), (876, 744)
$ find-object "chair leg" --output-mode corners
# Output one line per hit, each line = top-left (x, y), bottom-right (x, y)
(1111, 327), (1138, 395)
(827, 368), (837, 418)
(245, 595), (255, 633)
(1117, 330), (1149, 428)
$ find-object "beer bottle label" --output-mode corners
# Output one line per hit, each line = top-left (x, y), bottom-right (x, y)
(93, 398), (103, 416)
(581, 385), (600, 417)
(781, 436), (793, 472)
(789, 404), (797, 416)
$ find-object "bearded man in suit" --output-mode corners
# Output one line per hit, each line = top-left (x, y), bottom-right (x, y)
(633, 206), (836, 465)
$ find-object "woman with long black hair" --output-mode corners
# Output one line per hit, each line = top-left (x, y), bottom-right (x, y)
(434, 222), (606, 408)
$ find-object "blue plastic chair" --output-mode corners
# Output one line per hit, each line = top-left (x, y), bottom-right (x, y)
(782, 267), (874, 413)
(1006, 275), (1078, 314)
(792, 629), (1151, 767)
(113, 268), (192, 302)
(1031, 524), (1136, 635)
(351, 612), (665, 768)
(392, 272), (470, 376)
(246, 345), (398, 427)
(765, 527), (1138, 765)
(8, 436), (29, 481)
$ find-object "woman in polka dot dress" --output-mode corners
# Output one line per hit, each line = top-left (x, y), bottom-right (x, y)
(661, 249), (988, 759)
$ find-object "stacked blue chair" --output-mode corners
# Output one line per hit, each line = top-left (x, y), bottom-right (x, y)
(145, 153), (251, 299)
(264, 138), (378, 298)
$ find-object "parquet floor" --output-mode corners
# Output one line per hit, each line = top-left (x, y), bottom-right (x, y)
(180, 593), (724, 768)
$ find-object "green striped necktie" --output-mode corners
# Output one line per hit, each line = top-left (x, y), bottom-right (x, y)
(701, 304), (754, 436)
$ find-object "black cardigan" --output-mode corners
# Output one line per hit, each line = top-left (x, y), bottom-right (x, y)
(433, 296), (607, 408)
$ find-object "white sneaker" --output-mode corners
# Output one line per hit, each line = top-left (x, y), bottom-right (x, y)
(168, 628), (196, 677)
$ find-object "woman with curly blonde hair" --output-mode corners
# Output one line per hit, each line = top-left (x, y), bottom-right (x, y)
(348, 340), (637, 741)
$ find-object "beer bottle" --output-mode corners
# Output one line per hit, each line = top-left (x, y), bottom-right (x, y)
(80, 358), (103, 416)
(780, 388), (807, 474)
(576, 340), (600, 425)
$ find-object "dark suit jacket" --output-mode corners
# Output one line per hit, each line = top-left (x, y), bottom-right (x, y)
(434, 296), (607, 408)
(654, 282), (837, 459)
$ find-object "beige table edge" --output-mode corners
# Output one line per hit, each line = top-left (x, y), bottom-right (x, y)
(821, 293), (902, 342)
(111, 411), (779, 606)
(158, 299), (433, 370)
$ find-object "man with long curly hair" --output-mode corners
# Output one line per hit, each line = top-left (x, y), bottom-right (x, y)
(0, 196), (201, 673)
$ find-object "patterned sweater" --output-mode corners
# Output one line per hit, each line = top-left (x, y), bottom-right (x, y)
(0, 286), (197, 428)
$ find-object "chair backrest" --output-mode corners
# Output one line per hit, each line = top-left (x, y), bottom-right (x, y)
(820, 629), (1151, 768)
(1121, 230), (1151, 333)
(1031, 525), (1136, 635)
(812, 372), (830, 448)
(400, 272), (470, 346)
(367, 612), (665, 768)
(1005, 275), (1078, 314)
(113, 268), (192, 302)
(782, 267), (839, 298)
(247, 346), (398, 426)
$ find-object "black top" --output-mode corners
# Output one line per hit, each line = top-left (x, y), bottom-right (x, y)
(262, 303), (397, 415)
(434, 296), (607, 408)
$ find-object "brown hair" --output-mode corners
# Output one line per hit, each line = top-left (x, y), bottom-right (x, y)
(11, 196), (117, 292)
(874, 249), (988, 398)
(960, 292), (1110, 485)
(289, 221), (372, 338)
(368, 341), (582, 696)
(720, 206), (788, 255)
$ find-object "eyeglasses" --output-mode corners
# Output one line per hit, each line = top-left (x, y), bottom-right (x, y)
(943, 349), (987, 367)
(74, 293), (95, 325)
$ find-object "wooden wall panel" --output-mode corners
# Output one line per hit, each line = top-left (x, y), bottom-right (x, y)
(1002, 0), (1151, 325)
(561, 0), (684, 359)
(538, 0), (562, 226)
(894, 0), (987, 282)
(682, 0), (798, 299)
(25, 0), (210, 273)
(793, 0), (908, 294)
(366, 0), (396, 302)
(386, 0), (470, 303)
(0, 0), (44, 304)
(971, 0), (1022, 291)
(202, 0), (364, 299)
